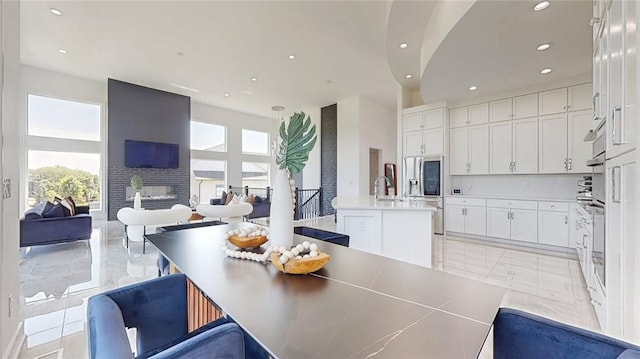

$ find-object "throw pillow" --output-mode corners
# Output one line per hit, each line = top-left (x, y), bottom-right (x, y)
(59, 197), (75, 216)
(220, 191), (228, 205)
(24, 202), (48, 220)
(246, 194), (255, 204)
(66, 196), (77, 215)
(237, 194), (247, 203)
(224, 193), (235, 205)
(43, 203), (66, 218)
(253, 195), (263, 204)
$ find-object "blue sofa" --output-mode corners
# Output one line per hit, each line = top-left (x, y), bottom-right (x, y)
(20, 205), (92, 247)
(494, 308), (640, 358)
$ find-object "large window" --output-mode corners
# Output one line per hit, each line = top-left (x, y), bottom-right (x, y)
(242, 129), (269, 155)
(191, 159), (226, 201)
(242, 162), (269, 188)
(191, 121), (226, 152)
(26, 95), (103, 211)
(28, 94), (100, 140)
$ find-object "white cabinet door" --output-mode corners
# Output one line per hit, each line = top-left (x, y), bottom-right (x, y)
(568, 83), (594, 111)
(469, 103), (489, 125)
(469, 124), (489, 174)
(445, 205), (465, 233)
(539, 114), (568, 173)
(449, 127), (469, 175)
(404, 131), (423, 157)
(404, 112), (423, 132)
(424, 108), (444, 129)
(568, 110), (593, 173)
(423, 128), (443, 155)
(490, 98), (513, 123)
(489, 121), (513, 174)
(539, 88), (568, 115)
(538, 211), (569, 247)
(487, 207), (511, 239)
(450, 107), (468, 128)
(513, 93), (538, 119)
(465, 206), (487, 236)
(510, 209), (538, 243)
(512, 118), (538, 174)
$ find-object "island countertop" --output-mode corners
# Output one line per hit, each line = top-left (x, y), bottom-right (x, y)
(331, 195), (437, 211)
(147, 223), (505, 358)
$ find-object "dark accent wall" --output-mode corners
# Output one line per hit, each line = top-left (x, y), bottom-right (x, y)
(321, 104), (337, 215)
(107, 79), (191, 220)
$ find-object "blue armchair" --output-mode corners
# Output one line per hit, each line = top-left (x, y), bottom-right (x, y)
(494, 308), (640, 359)
(87, 274), (245, 359)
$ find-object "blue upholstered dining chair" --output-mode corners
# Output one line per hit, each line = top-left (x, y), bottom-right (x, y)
(87, 273), (245, 359)
(494, 308), (640, 359)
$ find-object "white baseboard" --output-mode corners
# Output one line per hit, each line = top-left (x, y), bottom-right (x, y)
(3, 321), (24, 359)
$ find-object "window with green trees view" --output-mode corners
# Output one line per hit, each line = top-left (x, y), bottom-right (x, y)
(26, 94), (102, 211)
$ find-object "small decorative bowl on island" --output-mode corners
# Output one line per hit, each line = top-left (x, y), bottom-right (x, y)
(270, 241), (330, 274)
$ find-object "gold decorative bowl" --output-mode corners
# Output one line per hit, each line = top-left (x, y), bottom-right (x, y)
(270, 251), (330, 274)
(227, 235), (268, 249)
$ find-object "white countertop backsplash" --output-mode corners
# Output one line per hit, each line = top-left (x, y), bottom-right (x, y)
(450, 174), (584, 202)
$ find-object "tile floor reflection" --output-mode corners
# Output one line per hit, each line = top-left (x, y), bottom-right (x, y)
(17, 216), (599, 358)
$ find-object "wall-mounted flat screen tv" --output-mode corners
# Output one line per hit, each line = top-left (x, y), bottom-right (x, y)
(125, 140), (179, 169)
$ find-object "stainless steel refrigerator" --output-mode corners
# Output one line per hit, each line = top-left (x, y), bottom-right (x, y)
(403, 156), (443, 234)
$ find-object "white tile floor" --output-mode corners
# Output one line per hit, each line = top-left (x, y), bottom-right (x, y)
(17, 216), (599, 358)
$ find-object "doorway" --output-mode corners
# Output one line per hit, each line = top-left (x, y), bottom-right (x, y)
(369, 148), (380, 195)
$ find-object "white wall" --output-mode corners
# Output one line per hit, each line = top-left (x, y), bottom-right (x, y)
(451, 174), (583, 200)
(337, 97), (360, 196)
(337, 96), (397, 196)
(2, 1), (22, 356)
(359, 97), (397, 195)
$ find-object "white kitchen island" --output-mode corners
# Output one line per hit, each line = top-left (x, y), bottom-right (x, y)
(332, 196), (436, 268)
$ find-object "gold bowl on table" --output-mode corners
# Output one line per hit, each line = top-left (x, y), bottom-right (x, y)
(227, 235), (268, 249)
(270, 251), (330, 274)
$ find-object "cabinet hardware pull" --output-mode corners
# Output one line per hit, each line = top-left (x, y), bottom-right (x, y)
(589, 17), (600, 26)
(591, 299), (602, 306)
(564, 215), (568, 224)
(612, 166), (621, 203)
(567, 158), (572, 171)
(612, 107), (623, 145)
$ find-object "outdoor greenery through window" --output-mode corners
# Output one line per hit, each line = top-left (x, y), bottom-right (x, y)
(191, 121), (226, 152)
(242, 162), (269, 188)
(26, 94), (102, 210)
(242, 129), (269, 155)
(27, 151), (100, 208)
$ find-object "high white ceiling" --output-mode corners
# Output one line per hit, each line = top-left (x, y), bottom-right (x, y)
(20, 1), (399, 119)
(20, 1), (593, 119)
(419, 0), (593, 104)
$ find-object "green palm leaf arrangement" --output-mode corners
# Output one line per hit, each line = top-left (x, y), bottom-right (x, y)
(130, 174), (143, 191)
(276, 112), (317, 174)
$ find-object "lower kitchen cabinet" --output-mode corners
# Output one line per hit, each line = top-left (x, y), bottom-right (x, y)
(538, 211), (569, 247)
(486, 199), (537, 243)
(445, 197), (486, 236)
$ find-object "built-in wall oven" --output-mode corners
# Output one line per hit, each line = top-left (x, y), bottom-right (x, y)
(585, 129), (606, 290)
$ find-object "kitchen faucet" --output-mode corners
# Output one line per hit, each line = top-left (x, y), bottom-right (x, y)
(373, 176), (391, 200)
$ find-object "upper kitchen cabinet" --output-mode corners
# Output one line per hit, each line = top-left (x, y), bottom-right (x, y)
(539, 110), (592, 174)
(403, 106), (444, 156)
(450, 124), (489, 175)
(490, 93), (538, 122)
(450, 104), (488, 128)
(539, 84), (593, 116)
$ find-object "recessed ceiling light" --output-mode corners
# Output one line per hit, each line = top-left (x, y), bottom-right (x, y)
(405, 74), (413, 79)
(288, 54), (295, 60)
(224, 93), (230, 97)
(536, 43), (551, 51)
(469, 86), (478, 91)
(58, 49), (68, 54)
(50, 8), (63, 16)
(533, 1), (550, 11)
(399, 43), (408, 49)
(540, 68), (552, 74)
(251, 77), (257, 82)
